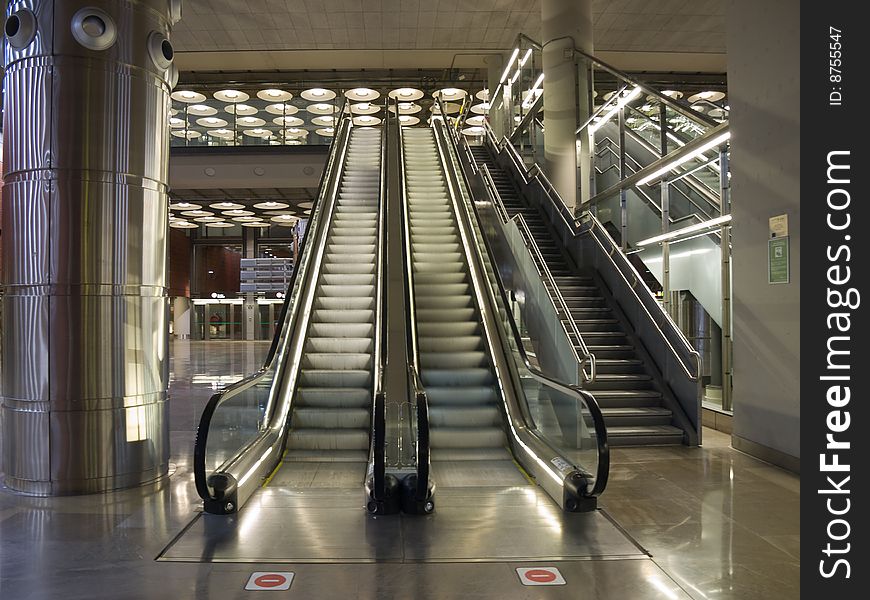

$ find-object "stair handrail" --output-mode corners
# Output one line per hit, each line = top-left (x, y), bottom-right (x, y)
(484, 122), (702, 385)
(435, 111), (608, 504)
(396, 104), (433, 508)
(475, 160), (596, 385)
(194, 103), (353, 515)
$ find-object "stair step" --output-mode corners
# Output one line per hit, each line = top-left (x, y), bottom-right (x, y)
(600, 406), (673, 426)
(606, 425), (684, 447)
(423, 368), (493, 387)
(429, 406), (501, 428)
(297, 387), (371, 408)
(421, 350), (487, 369)
(430, 426), (506, 449)
(302, 353), (371, 370)
(585, 373), (653, 391)
(293, 407), (370, 429)
(300, 369), (371, 387)
(286, 428), (369, 450)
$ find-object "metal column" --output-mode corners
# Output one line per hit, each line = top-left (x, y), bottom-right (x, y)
(661, 181), (671, 314)
(719, 149), (733, 411)
(1, 0), (181, 495)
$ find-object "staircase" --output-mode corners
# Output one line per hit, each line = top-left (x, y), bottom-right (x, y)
(286, 127), (382, 461)
(470, 145), (685, 446)
(403, 129), (508, 462)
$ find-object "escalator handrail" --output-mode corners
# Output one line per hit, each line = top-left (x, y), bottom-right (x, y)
(490, 127), (702, 382)
(193, 107), (353, 506)
(370, 105), (390, 502)
(395, 100), (431, 500)
(475, 159), (596, 385)
(436, 116), (608, 498)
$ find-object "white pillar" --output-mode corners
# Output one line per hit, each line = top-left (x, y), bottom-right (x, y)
(541, 0), (593, 211)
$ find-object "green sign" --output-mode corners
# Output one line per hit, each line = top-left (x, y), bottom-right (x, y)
(768, 237), (789, 284)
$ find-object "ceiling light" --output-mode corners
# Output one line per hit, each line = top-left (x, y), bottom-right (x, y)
(350, 102), (381, 115)
(225, 104), (258, 116)
(301, 88), (336, 101)
(169, 117), (185, 128)
(265, 103), (299, 115)
(214, 89), (250, 103)
(222, 209), (254, 216)
(476, 89), (489, 101)
(434, 88), (467, 101)
(187, 104), (218, 116)
(205, 222), (234, 228)
(242, 222), (271, 228)
(500, 48), (520, 84)
(353, 115), (381, 126)
(169, 221), (198, 229)
(253, 201), (289, 210)
(316, 127), (335, 136)
(256, 89), (292, 102)
(687, 90), (726, 104)
(389, 102), (422, 115)
(431, 102), (461, 115)
(273, 116), (304, 127)
(661, 90), (683, 99)
(307, 103), (336, 115)
(345, 87), (380, 101)
(238, 116), (265, 126)
(181, 210), (214, 217)
(171, 90), (206, 103)
(312, 116), (335, 126)
(465, 115), (485, 127)
(171, 130), (201, 139)
(636, 215), (732, 247)
(197, 117), (228, 128)
(461, 126), (485, 136)
(637, 131), (731, 186)
(211, 202), (244, 210)
(169, 202), (201, 210)
(388, 87), (424, 101)
(271, 215), (298, 225)
(470, 102), (491, 115)
(194, 216), (222, 222)
(232, 216), (262, 222)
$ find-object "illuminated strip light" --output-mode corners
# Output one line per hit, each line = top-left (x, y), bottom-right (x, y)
(238, 445), (274, 487)
(636, 214), (732, 247)
(499, 48), (520, 84)
(589, 86), (642, 133)
(510, 48), (533, 84)
(522, 73), (545, 108)
(637, 131), (731, 186)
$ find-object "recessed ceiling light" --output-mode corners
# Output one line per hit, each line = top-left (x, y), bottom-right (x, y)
(214, 89), (249, 103)
(256, 89), (292, 101)
(301, 88), (336, 101)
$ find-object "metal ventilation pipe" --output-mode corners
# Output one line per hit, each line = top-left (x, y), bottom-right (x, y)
(1, 0), (181, 495)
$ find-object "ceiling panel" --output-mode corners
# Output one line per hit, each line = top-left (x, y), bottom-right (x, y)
(175, 0), (726, 56)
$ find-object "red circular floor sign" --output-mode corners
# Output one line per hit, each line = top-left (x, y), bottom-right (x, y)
(516, 566), (566, 586)
(254, 574), (287, 588)
(525, 569), (557, 583)
(245, 571), (295, 591)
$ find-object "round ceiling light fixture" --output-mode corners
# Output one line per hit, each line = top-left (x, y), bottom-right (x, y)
(243, 128), (272, 137)
(169, 201), (201, 210)
(281, 128), (308, 138)
(237, 116), (266, 127)
(687, 90), (726, 103)
(186, 104), (217, 116)
(388, 102), (422, 115)
(171, 130), (201, 139)
(214, 89), (250, 103)
(207, 129), (235, 139)
(273, 116), (305, 127)
(225, 104), (258, 116)
(169, 221), (198, 229)
(271, 214), (298, 226)
(430, 102), (461, 115)
(193, 216), (223, 222)
(470, 102), (491, 115)
(465, 115), (485, 127)
(256, 89), (292, 102)
(388, 87), (424, 101)
(311, 116), (336, 127)
(344, 87), (380, 101)
(205, 221), (235, 228)
(196, 116), (228, 128)
(222, 209), (255, 216)
(181, 210), (214, 217)
(349, 102), (381, 115)
(434, 87), (467, 101)
(265, 103), (299, 115)
(169, 117), (186, 128)
(301, 88), (336, 101)
(242, 222), (272, 228)
(210, 202), (244, 210)
(353, 115), (381, 126)
(475, 89), (489, 101)
(461, 126), (485, 136)
(171, 90), (206, 103)
(254, 201), (290, 210)
(315, 127), (335, 137)
(398, 115), (421, 126)
(306, 103), (338, 115)
(231, 216), (263, 222)
(660, 90), (684, 99)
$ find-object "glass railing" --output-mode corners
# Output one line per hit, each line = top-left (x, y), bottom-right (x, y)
(193, 110), (353, 514)
(434, 115), (608, 506)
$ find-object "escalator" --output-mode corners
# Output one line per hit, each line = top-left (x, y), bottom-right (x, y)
(194, 119), (389, 515)
(469, 145), (684, 446)
(399, 119), (608, 512)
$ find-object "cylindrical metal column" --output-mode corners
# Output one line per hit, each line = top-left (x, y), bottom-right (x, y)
(1, 0), (180, 495)
(541, 0), (592, 211)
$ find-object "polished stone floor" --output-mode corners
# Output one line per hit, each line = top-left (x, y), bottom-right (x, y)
(0, 341), (800, 599)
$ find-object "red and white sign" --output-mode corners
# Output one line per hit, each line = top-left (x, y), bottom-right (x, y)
(245, 572), (295, 591)
(516, 566), (566, 586)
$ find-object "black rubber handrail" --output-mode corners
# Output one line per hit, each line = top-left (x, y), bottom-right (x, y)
(193, 103), (351, 503)
(439, 119), (609, 498)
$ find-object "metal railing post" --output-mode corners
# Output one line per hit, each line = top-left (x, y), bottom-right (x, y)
(719, 149), (733, 412)
(661, 180), (671, 314)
